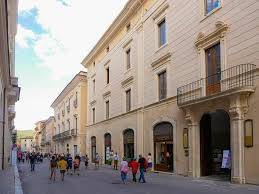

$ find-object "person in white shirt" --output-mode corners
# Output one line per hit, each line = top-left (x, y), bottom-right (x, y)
(147, 153), (152, 171)
(113, 152), (119, 170)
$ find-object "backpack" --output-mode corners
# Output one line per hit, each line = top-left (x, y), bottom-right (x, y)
(144, 158), (148, 169)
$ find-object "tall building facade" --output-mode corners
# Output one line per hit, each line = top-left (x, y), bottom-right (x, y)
(0, 0), (20, 169)
(51, 71), (87, 157)
(81, 0), (258, 184)
(44, 116), (55, 154)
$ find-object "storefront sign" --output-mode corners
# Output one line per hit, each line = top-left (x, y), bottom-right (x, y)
(183, 128), (188, 149)
(244, 119), (253, 147)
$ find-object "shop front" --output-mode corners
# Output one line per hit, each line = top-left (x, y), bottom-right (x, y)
(123, 129), (134, 160)
(104, 133), (111, 164)
(153, 122), (174, 172)
(91, 136), (96, 163)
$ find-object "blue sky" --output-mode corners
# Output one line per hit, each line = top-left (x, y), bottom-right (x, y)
(15, 0), (128, 130)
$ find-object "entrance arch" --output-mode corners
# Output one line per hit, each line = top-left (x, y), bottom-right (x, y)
(104, 133), (111, 164)
(200, 109), (231, 179)
(153, 122), (174, 172)
(123, 129), (134, 160)
(91, 136), (96, 163)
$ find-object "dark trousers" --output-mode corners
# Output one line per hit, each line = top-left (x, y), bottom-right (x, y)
(139, 168), (146, 183)
(30, 163), (35, 171)
(132, 173), (137, 182)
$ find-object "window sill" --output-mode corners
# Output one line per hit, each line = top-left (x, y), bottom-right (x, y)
(200, 6), (222, 22)
(155, 43), (168, 53)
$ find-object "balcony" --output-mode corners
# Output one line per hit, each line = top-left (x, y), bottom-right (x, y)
(52, 130), (71, 141)
(71, 128), (77, 136)
(177, 64), (256, 107)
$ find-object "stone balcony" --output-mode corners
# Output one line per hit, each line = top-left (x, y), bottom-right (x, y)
(52, 130), (71, 141)
(177, 64), (256, 107)
(71, 128), (78, 137)
(8, 77), (20, 105)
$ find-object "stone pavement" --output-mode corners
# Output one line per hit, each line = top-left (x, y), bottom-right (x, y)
(0, 165), (15, 194)
(18, 160), (259, 194)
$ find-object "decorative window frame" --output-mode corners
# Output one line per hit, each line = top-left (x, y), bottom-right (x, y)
(123, 85), (133, 113)
(200, 0), (223, 21)
(195, 21), (228, 81)
(153, 2), (169, 51)
(103, 91), (111, 119)
(155, 66), (167, 102)
(123, 38), (133, 73)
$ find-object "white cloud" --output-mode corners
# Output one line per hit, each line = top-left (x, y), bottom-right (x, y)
(19, 0), (127, 80)
(16, 0), (128, 129)
(16, 24), (37, 48)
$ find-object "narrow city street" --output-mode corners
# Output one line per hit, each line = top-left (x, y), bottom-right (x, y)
(18, 160), (259, 194)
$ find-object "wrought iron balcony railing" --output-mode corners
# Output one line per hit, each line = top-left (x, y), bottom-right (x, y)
(71, 128), (77, 136)
(177, 64), (256, 106)
(52, 130), (71, 141)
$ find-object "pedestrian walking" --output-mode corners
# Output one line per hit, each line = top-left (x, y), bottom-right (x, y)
(113, 152), (119, 170)
(29, 152), (36, 172)
(49, 156), (57, 181)
(66, 154), (73, 175)
(58, 156), (67, 181)
(73, 157), (80, 176)
(95, 153), (100, 169)
(120, 157), (128, 184)
(138, 155), (147, 183)
(147, 153), (152, 172)
(84, 154), (89, 169)
(129, 158), (139, 182)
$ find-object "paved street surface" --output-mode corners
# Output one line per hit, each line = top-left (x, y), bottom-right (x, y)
(0, 166), (15, 194)
(18, 160), (259, 194)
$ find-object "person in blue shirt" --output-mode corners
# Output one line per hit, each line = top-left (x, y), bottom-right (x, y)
(66, 154), (73, 175)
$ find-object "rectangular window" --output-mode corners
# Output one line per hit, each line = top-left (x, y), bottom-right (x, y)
(158, 19), (166, 47)
(106, 67), (110, 84)
(92, 108), (96, 124)
(93, 79), (96, 95)
(158, 71), (167, 100)
(106, 101), (109, 119)
(126, 89), (131, 112)
(126, 48), (131, 70)
(205, 0), (220, 14)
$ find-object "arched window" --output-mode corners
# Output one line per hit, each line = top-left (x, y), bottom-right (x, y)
(153, 122), (174, 172)
(123, 129), (134, 159)
(104, 133), (111, 164)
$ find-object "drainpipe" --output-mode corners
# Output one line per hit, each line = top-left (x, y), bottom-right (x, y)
(2, 88), (6, 170)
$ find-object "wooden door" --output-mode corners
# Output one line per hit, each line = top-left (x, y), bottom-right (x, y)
(206, 43), (221, 95)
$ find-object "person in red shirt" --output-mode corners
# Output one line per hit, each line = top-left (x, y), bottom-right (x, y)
(129, 158), (139, 182)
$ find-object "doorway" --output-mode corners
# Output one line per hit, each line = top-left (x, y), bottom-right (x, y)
(91, 136), (96, 163)
(153, 122), (174, 172)
(200, 110), (231, 180)
(123, 129), (134, 160)
(104, 133), (111, 164)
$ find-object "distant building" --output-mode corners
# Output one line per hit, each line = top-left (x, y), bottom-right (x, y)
(51, 71), (87, 157)
(16, 130), (34, 152)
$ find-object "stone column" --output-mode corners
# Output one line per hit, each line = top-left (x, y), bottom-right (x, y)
(185, 110), (200, 177)
(229, 95), (248, 184)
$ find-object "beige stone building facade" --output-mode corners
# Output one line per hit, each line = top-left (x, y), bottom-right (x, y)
(32, 120), (46, 153)
(81, 0), (258, 184)
(44, 116), (55, 154)
(51, 71), (87, 157)
(0, 0), (20, 169)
